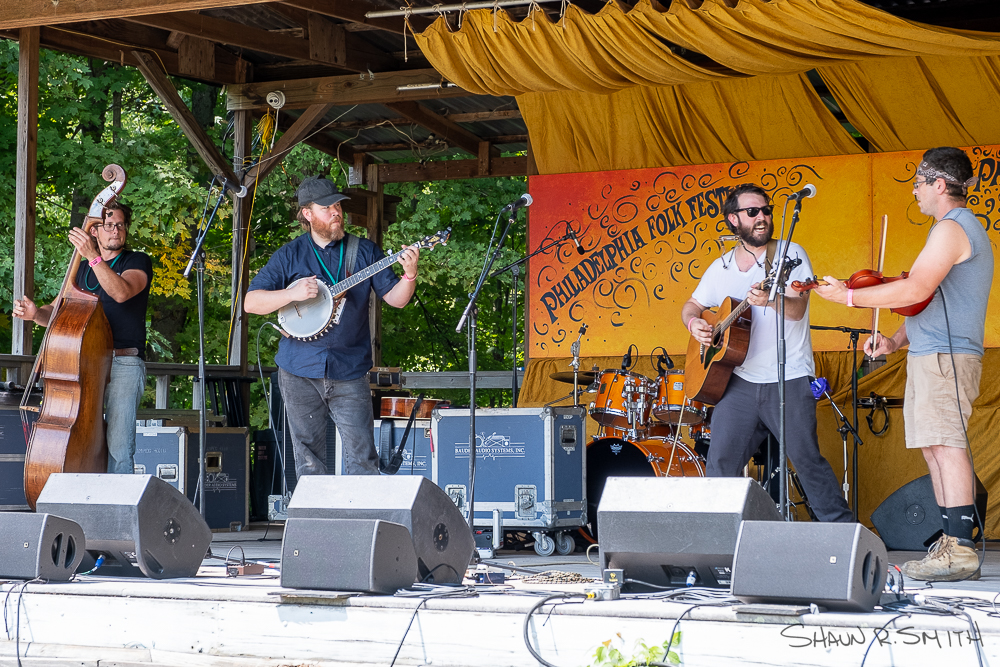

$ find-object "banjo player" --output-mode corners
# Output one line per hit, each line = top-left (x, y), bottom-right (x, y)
(245, 176), (420, 478)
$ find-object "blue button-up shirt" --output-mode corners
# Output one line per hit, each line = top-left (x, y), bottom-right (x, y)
(248, 232), (400, 380)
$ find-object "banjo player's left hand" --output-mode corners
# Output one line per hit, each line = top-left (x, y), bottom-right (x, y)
(397, 244), (420, 279)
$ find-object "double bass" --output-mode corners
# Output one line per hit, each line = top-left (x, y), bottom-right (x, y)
(21, 165), (127, 508)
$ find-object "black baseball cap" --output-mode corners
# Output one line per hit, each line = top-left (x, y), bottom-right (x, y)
(296, 176), (350, 207)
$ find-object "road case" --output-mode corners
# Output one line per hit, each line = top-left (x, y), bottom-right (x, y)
(432, 407), (586, 555)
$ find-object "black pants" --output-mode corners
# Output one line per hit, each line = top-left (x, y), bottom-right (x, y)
(707, 375), (853, 523)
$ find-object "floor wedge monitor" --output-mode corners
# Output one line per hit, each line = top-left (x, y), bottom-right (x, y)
(0, 513), (85, 581)
(871, 474), (987, 551)
(287, 475), (474, 585)
(281, 517), (418, 593)
(36, 473), (212, 579)
(732, 521), (887, 613)
(598, 477), (781, 590)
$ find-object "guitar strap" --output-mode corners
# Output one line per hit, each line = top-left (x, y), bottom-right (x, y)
(764, 239), (779, 273)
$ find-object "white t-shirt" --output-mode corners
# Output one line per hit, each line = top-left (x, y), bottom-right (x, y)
(691, 241), (815, 383)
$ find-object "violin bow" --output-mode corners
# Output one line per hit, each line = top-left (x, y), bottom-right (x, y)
(870, 215), (888, 358)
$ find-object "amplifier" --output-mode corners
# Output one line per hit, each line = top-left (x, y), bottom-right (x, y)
(135, 426), (249, 530)
(0, 407), (36, 510)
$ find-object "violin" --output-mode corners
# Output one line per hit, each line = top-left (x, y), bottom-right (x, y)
(791, 269), (933, 317)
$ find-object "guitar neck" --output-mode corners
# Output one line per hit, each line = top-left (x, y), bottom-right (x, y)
(331, 248), (404, 296)
(715, 296), (753, 336)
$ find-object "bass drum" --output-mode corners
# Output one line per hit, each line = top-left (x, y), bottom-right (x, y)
(585, 437), (705, 539)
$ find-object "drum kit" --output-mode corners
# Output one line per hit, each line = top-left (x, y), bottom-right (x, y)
(549, 347), (713, 532)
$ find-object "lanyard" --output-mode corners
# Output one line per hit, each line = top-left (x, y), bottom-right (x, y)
(311, 241), (344, 286)
(83, 253), (123, 292)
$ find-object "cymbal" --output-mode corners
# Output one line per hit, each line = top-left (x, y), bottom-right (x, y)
(550, 370), (599, 385)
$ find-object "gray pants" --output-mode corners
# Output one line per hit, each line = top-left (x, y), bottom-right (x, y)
(707, 375), (853, 523)
(277, 369), (379, 477)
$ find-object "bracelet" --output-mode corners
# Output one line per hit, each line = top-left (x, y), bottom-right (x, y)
(403, 273), (417, 282)
(89, 256), (103, 267)
(846, 288), (854, 308)
(686, 318), (696, 334)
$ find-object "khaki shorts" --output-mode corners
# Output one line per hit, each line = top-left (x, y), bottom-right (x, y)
(904, 353), (981, 449)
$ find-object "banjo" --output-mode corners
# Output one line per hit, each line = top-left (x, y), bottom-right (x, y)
(277, 228), (451, 341)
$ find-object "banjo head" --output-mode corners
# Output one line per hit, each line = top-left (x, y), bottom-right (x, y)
(277, 278), (337, 340)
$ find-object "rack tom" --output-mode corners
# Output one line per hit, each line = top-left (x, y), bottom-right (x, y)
(651, 371), (707, 426)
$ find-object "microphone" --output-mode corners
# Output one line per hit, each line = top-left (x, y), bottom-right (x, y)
(567, 226), (585, 255)
(787, 184), (816, 201)
(621, 349), (632, 372)
(659, 353), (674, 371)
(503, 193), (533, 213)
(223, 179), (249, 199)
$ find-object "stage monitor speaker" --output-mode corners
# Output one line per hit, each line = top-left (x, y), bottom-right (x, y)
(281, 517), (418, 593)
(732, 521), (887, 613)
(36, 473), (212, 579)
(871, 474), (987, 551)
(0, 513), (85, 581)
(287, 475), (474, 585)
(598, 477), (781, 590)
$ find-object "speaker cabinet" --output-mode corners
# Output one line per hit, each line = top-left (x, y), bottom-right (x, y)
(598, 477), (781, 590)
(286, 476), (474, 584)
(732, 521), (887, 613)
(0, 513), (85, 581)
(281, 518), (418, 593)
(871, 474), (987, 551)
(36, 473), (212, 579)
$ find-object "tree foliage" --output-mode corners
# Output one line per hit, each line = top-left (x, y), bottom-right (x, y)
(1, 42), (529, 430)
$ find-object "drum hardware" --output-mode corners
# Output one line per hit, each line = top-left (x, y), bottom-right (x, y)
(855, 393), (902, 437)
(569, 323), (589, 405)
(549, 370), (598, 385)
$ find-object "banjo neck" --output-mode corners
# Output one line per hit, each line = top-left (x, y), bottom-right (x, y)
(330, 245), (407, 297)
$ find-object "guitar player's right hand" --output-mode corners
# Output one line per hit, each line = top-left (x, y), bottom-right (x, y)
(288, 276), (319, 302)
(687, 317), (713, 346)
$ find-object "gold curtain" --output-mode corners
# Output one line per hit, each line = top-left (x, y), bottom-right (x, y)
(818, 55), (1000, 153)
(519, 349), (1000, 537)
(517, 72), (862, 173)
(413, 0), (1000, 97)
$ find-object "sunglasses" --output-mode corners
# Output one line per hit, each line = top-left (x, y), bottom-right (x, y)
(912, 177), (936, 188)
(736, 205), (773, 217)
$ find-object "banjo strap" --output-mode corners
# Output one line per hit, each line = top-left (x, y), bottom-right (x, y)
(345, 233), (360, 276)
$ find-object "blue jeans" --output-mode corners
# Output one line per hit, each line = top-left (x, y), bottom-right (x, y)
(277, 369), (378, 477)
(106, 355), (146, 474)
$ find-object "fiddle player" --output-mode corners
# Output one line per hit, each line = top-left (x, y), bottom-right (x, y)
(814, 147), (992, 581)
(680, 183), (853, 522)
(244, 176), (419, 477)
(13, 202), (152, 475)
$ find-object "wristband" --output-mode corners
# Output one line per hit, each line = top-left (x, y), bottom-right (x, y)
(846, 289), (854, 308)
(403, 273), (417, 282)
(686, 318), (696, 334)
(89, 256), (103, 267)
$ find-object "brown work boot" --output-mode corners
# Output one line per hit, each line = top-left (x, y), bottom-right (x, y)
(900, 535), (981, 582)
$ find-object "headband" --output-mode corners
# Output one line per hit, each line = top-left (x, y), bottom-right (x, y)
(916, 161), (978, 195)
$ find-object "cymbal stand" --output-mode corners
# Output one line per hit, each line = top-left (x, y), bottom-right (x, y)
(569, 324), (588, 406)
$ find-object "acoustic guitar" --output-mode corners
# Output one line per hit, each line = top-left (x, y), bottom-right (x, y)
(684, 258), (800, 405)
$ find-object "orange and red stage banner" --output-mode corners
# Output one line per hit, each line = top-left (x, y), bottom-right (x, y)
(527, 146), (1000, 359)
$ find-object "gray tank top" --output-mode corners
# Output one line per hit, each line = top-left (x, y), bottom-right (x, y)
(907, 207), (992, 356)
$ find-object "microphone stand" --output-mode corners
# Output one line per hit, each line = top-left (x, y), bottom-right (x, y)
(489, 231), (577, 407)
(457, 205), (522, 533)
(183, 184), (228, 519)
(810, 324), (869, 521)
(766, 196), (806, 520)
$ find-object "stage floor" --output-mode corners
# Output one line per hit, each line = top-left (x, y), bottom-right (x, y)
(3, 526), (1000, 667)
